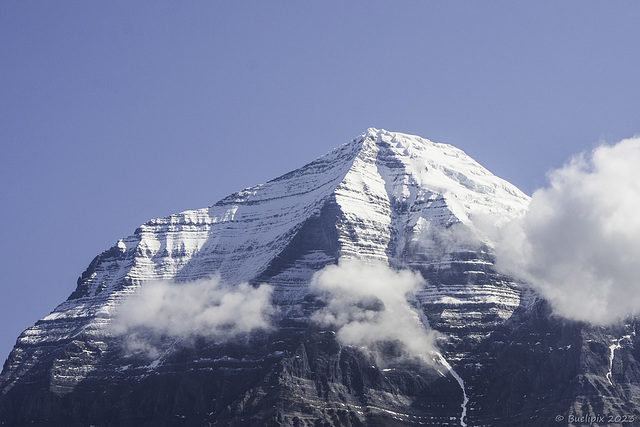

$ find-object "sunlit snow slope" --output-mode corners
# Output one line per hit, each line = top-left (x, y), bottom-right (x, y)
(2, 128), (529, 394)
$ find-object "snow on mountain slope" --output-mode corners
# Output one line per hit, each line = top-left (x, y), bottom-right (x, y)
(1, 128), (530, 409)
(316, 129), (531, 357)
(1, 137), (360, 394)
(333, 128), (528, 261)
(251, 128), (529, 309)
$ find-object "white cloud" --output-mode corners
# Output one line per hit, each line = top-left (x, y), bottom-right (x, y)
(310, 258), (438, 366)
(409, 219), (485, 260)
(112, 275), (275, 357)
(496, 137), (640, 324)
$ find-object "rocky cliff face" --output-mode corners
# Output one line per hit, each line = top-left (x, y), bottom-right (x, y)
(1, 129), (639, 427)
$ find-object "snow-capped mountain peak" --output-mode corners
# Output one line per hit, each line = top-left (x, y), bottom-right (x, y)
(6, 130), (629, 427)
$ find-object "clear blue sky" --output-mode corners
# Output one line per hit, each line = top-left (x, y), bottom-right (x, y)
(1, 1), (639, 362)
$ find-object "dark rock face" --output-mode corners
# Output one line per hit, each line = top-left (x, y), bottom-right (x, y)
(2, 129), (639, 426)
(446, 299), (640, 427)
(0, 317), (456, 427)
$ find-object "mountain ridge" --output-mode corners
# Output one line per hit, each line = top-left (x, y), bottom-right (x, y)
(1, 129), (638, 427)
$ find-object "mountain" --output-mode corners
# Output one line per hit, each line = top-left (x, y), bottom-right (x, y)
(1, 129), (639, 426)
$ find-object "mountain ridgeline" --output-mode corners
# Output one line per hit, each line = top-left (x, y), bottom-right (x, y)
(1, 129), (639, 426)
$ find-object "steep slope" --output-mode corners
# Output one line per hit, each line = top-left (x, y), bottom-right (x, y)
(0, 136), (360, 399)
(1, 129), (639, 427)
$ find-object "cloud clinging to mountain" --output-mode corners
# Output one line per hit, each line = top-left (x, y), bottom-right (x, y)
(496, 137), (640, 324)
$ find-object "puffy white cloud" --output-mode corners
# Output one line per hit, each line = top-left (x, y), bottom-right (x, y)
(496, 137), (640, 324)
(112, 275), (275, 357)
(310, 258), (438, 366)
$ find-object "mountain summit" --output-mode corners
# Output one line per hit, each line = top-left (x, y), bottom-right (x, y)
(1, 129), (638, 426)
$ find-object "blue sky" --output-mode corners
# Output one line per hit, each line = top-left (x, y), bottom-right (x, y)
(1, 1), (639, 361)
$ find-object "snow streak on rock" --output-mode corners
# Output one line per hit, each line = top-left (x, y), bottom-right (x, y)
(436, 353), (469, 427)
(607, 340), (621, 386)
(607, 334), (632, 386)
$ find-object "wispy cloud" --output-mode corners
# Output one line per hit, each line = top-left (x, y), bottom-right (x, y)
(496, 137), (640, 324)
(112, 275), (275, 357)
(408, 219), (485, 260)
(310, 258), (438, 367)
